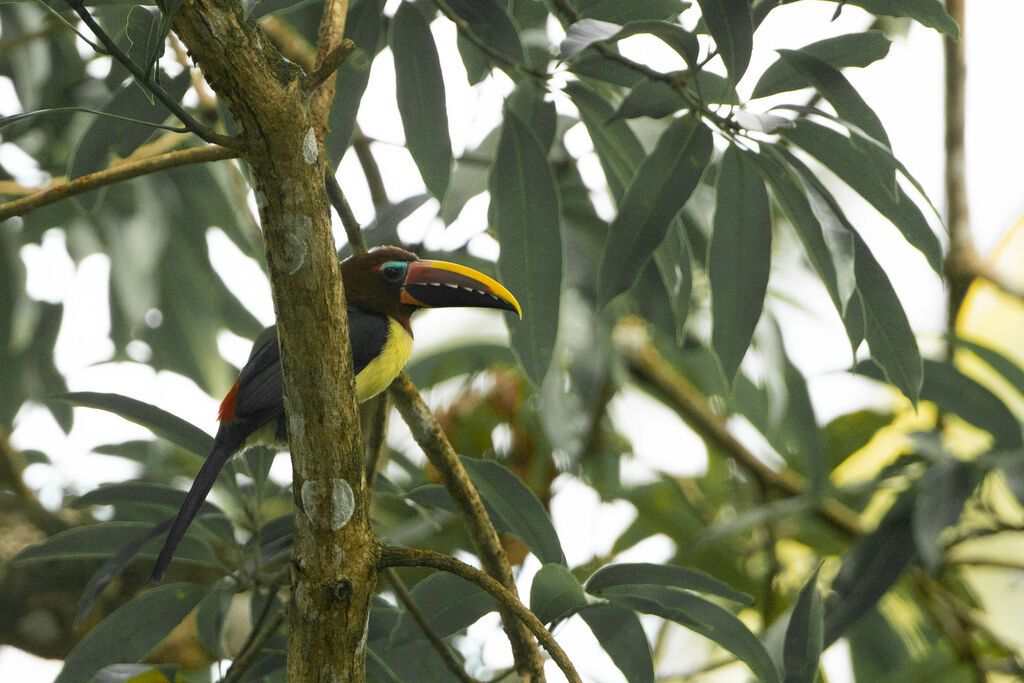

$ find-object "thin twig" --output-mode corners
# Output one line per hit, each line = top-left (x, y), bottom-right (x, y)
(379, 545), (581, 683)
(363, 394), (391, 488)
(387, 374), (546, 679)
(326, 171), (368, 254)
(221, 607), (287, 683)
(353, 133), (389, 206)
(302, 39), (355, 92)
(384, 567), (480, 683)
(67, 0), (240, 149)
(0, 145), (238, 220)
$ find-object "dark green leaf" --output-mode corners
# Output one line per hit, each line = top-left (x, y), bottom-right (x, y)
(913, 459), (973, 572)
(489, 107), (562, 385)
(822, 410), (894, 472)
(695, 0), (753, 82)
(689, 70), (741, 105)
(564, 81), (645, 203)
(404, 341), (516, 388)
(753, 31), (891, 99)
(954, 337), (1024, 402)
(857, 359), (1021, 448)
(782, 118), (942, 275)
(578, 604), (654, 683)
(446, 0), (524, 65)
(652, 217), (693, 344)
(196, 585), (237, 659)
(12, 521), (219, 567)
(560, 18), (621, 58)
(506, 80), (556, 152)
(824, 492), (915, 645)
(598, 114), (712, 306)
(709, 145), (771, 384)
(783, 566), (824, 683)
(581, 0), (689, 24)
(834, 0), (959, 38)
(50, 392), (213, 456)
(325, 0), (385, 166)
(585, 562), (752, 604)
(56, 583), (207, 683)
(608, 586), (780, 683)
(565, 19), (698, 65)
(751, 147), (842, 312)
(124, 6), (167, 80)
(529, 563), (588, 624)
(388, 571), (493, 646)
(461, 457), (566, 565)
(391, 2), (452, 199)
(613, 79), (683, 120)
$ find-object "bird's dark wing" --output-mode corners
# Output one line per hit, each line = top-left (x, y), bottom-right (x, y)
(233, 325), (283, 420)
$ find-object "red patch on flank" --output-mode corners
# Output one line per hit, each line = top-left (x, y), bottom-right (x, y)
(218, 381), (239, 422)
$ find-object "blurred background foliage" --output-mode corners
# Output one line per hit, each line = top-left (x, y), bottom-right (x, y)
(2, 0), (1024, 681)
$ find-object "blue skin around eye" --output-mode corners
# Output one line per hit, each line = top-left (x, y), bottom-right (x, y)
(381, 261), (408, 282)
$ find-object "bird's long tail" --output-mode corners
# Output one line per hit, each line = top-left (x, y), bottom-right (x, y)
(151, 439), (235, 581)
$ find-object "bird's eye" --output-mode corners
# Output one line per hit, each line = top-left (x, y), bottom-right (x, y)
(381, 262), (406, 283)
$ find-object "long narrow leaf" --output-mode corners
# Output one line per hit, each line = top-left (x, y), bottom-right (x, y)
(391, 3), (452, 199)
(598, 114), (712, 306)
(709, 145), (771, 384)
(695, 0), (753, 83)
(489, 106), (562, 386)
(578, 604), (654, 683)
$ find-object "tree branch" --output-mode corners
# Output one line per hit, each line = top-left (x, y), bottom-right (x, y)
(221, 607), (287, 683)
(388, 374), (547, 679)
(0, 145), (238, 221)
(326, 171), (368, 254)
(379, 545), (580, 683)
(67, 1), (240, 149)
(613, 319), (863, 538)
(309, 0), (349, 140)
(384, 567), (480, 683)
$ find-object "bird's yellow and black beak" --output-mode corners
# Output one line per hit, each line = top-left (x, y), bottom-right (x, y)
(400, 260), (522, 318)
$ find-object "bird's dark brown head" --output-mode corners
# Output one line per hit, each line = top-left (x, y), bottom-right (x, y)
(340, 246), (521, 333)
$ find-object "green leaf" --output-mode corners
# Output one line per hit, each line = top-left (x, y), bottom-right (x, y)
(578, 604), (654, 683)
(954, 337), (1024, 401)
(824, 492), (916, 646)
(580, 0), (690, 24)
(695, 0), (753, 82)
(833, 0), (959, 38)
(325, 0), (385, 166)
(613, 79), (683, 120)
(391, 2), (452, 199)
(752, 31), (891, 99)
(652, 217), (693, 344)
(446, 0), (524, 66)
(195, 585), (237, 659)
(709, 145), (771, 384)
(404, 341), (516, 388)
(913, 459), (973, 572)
(783, 566), (824, 683)
(585, 562), (752, 604)
(751, 147), (842, 313)
(852, 236), (923, 404)
(12, 521), (219, 566)
(776, 49), (888, 148)
(608, 586), (781, 683)
(564, 81), (645, 203)
(56, 583), (208, 683)
(782, 118), (942, 275)
(529, 563), (588, 624)
(50, 392), (213, 456)
(489, 107), (562, 385)
(822, 410), (894, 472)
(388, 571), (493, 646)
(857, 359), (1021, 448)
(598, 114), (712, 306)
(461, 457), (566, 565)
(564, 19), (698, 65)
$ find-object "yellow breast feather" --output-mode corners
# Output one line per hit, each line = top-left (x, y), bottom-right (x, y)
(355, 317), (413, 402)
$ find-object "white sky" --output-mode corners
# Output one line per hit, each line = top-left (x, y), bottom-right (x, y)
(4, 2), (1024, 680)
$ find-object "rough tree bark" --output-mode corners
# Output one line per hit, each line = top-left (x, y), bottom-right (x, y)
(165, 0), (375, 678)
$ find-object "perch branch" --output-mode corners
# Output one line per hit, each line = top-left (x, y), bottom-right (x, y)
(380, 545), (580, 683)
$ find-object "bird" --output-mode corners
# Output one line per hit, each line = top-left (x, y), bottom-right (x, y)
(151, 246), (521, 580)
